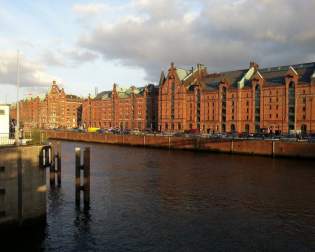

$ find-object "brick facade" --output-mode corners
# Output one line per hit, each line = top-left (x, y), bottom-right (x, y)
(159, 62), (315, 134)
(10, 81), (82, 129)
(10, 62), (315, 134)
(82, 84), (158, 130)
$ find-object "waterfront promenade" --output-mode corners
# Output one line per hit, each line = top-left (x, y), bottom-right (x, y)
(46, 130), (315, 159)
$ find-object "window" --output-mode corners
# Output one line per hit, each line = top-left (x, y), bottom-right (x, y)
(269, 114), (272, 119)
(0, 110), (5, 115)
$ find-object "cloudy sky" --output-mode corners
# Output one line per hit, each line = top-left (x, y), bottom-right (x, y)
(1, 0), (314, 103)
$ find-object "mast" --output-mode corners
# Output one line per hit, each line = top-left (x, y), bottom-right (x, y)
(15, 50), (20, 145)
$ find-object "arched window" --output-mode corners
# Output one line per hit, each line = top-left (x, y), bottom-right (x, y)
(245, 124), (250, 133)
(171, 81), (175, 120)
(231, 124), (236, 133)
(221, 87), (227, 132)
(301, 124), (307, 134)
(196, 89), (201, 129)
(255, 85), (261, 133)
(288, 82), (295, 131)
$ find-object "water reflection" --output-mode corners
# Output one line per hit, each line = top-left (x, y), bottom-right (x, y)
(6, 142), (315, 251)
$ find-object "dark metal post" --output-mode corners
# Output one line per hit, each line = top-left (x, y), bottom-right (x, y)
(75, 147), (81, 207)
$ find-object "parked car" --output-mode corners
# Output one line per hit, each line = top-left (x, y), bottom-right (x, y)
(130, 129), (141, 135)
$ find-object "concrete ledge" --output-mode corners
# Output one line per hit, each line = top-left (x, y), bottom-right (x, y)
(0, 145), (46, 229)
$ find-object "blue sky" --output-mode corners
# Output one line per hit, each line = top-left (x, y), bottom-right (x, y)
(1, 0), (314, 103)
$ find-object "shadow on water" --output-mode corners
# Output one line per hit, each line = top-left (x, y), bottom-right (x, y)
(1, 220), (46, 251)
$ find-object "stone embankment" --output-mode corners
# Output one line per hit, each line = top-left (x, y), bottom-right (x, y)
(46, 131), (315, 159)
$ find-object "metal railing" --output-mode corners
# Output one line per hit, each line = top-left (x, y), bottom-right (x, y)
(0, 133), (15, 145)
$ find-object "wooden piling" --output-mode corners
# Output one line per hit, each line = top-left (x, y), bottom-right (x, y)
(48, 146), (55, 187)
(75, 147), (91, 209)
(75, 147), (81, 207)
(83, 147), (90, 209)
(56, 143), (62, 187)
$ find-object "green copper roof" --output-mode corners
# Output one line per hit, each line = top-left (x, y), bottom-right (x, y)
(237, 66), (255, 88)
(176, 68), (192, 81)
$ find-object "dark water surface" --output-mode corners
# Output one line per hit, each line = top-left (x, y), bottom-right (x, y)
(11, 142), (315, 251)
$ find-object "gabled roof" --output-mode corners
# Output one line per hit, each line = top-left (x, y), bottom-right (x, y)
(200, 69), (248, 91)
(159, 71), (166, 86)
(66, 94), (81, 100)
(95, 91), (112, 100)
(198, 62), (315, 91)
(176, 68), (192, 81)
(24, 93), (47, 102)
(96, 85), (146, 100)
(260, 62), (315, 86)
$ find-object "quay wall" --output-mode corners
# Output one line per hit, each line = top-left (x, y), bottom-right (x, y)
(46, 131), (315, 158)
(0, 145), (46, 230)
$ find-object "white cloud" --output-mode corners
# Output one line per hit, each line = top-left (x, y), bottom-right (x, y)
(39, 48), (99, 68)
(78, 0), (315, 81)
(72, 3), (109, 15)
(0, 51), (59, 87)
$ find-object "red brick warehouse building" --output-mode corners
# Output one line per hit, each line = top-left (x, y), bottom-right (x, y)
(10, 81), (83, 129)
(158, 62), (315, 134)
(11, 61), (315, 135)
(82, 83), (158, 130)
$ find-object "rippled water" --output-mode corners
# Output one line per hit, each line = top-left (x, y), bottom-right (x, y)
(7, 142), (315, 251)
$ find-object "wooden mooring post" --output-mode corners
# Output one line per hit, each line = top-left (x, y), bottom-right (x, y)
(49, 142), (62, 188)
(75, 147), (91, 209)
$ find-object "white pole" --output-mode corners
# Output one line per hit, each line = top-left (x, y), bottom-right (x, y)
(15, 50), (20, 145)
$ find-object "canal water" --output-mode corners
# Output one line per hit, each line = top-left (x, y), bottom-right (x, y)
(9, 142), (315, 251)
